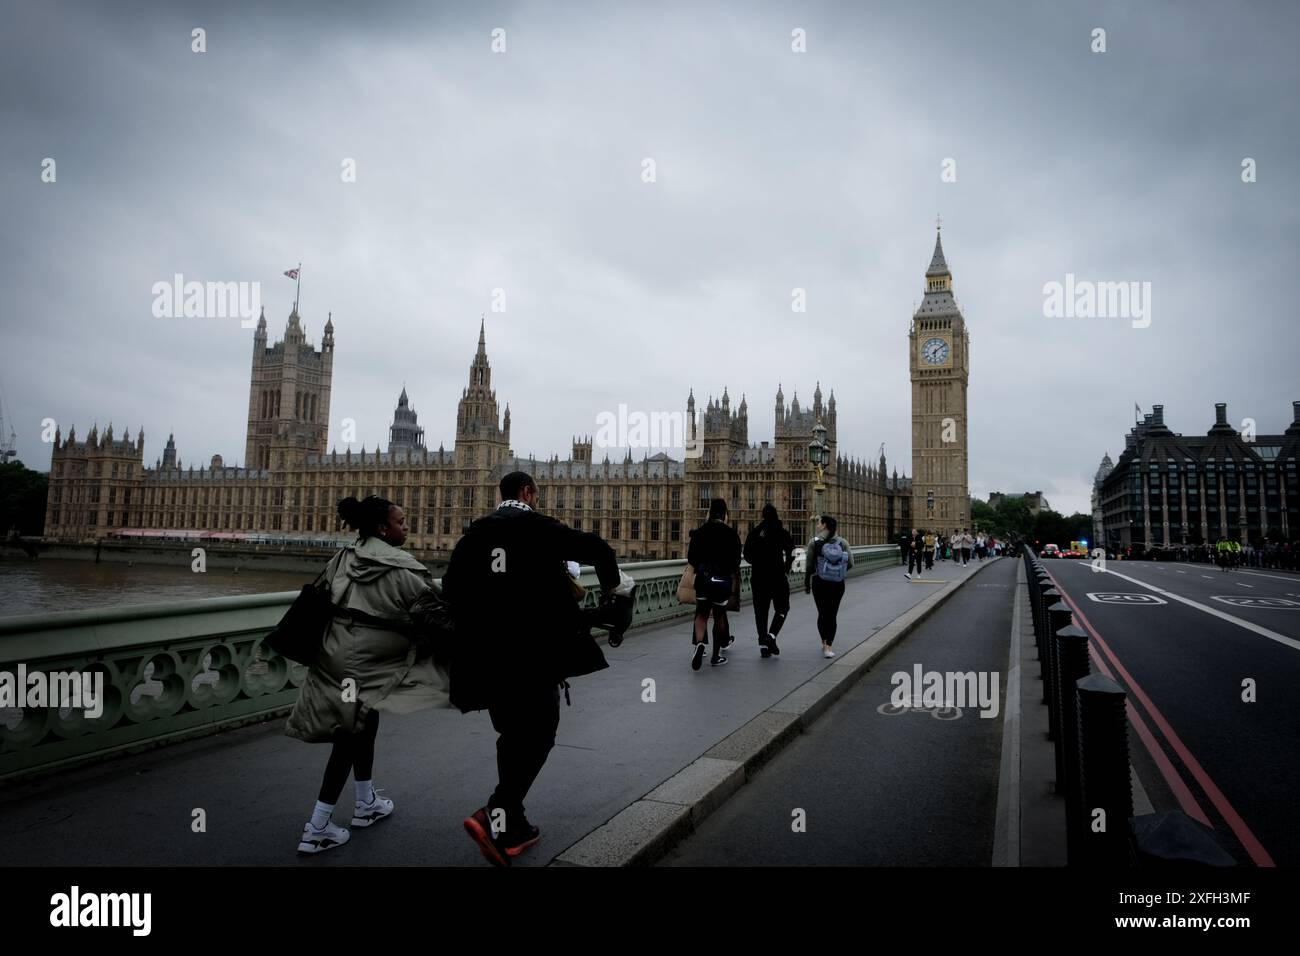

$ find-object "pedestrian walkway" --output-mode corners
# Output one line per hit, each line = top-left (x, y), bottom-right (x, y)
(0, 558), (992, 866)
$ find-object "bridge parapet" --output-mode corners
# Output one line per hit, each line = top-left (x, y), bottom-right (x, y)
(0, 546), (897, 781)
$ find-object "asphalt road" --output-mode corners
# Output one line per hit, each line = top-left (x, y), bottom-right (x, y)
(661, 556), (1016, 866)
(1042, 558), (1300, 866)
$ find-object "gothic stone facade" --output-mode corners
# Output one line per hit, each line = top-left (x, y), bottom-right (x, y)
(910, 228), (971, 532)
(45, 316), (911, 558)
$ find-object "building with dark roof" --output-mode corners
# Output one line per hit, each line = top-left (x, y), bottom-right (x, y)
(1097, 402), (1300, 550)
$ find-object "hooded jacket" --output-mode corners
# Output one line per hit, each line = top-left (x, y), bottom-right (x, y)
(743, 518), (795, 585)
(688, 519), (742, 579)
(285, 536), (451, 743)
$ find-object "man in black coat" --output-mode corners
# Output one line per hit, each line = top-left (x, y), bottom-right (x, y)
(442, 471), (619, 866)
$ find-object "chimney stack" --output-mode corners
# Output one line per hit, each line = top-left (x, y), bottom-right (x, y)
(1152, 405), (1165, 427)
(1215, 403), (1228, 426)
(1293, 400), (1300, 425)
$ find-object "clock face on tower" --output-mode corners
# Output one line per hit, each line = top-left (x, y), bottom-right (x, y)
(921, 337), (950, 365)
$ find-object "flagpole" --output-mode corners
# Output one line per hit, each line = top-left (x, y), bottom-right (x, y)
(295, 262), (301, 314)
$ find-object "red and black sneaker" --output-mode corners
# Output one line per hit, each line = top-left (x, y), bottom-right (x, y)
(503, 820), (541, 858)
(464, 807), (510, 867)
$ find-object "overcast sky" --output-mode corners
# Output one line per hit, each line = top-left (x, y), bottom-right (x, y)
(2, 0), (1297, 517)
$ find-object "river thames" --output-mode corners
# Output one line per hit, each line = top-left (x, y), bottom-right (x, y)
(0, 560), (317, 618)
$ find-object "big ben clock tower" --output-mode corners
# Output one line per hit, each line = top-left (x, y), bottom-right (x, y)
(910, 222), (970, 530)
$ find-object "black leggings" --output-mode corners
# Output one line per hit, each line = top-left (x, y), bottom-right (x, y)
(318, 710), (379, 804)
(811, 577), (846, 646)
(752, 579), (790, 641)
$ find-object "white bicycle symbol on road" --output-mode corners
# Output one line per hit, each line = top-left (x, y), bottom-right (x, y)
(876, 700), (964, 720)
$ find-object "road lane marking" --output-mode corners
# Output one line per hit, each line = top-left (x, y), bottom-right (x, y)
(1211, 596), (1300, 609)
(1176, 570), (1186, 574)
(1236, 583), (1254, 588)
(1087, 592), (1167, 605)
(1088, 567), (1300, 653)
(1240, 570), (1300, 584)
(1049, 574), (1275, 866)
(1202, 575), (1214, 579)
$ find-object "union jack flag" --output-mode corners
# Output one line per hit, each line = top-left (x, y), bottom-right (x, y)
(283, 268), (300, 279)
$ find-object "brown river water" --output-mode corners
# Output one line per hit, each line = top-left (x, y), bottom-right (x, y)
(0, 560), (318, 619)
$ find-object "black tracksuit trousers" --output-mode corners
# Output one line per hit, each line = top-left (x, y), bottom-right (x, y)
(487, 683), (561, 831)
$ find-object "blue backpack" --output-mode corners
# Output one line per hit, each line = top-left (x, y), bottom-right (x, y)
(817, 539), (848, 583)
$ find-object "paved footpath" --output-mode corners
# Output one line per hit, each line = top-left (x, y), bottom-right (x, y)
(0, 556), (994, 866)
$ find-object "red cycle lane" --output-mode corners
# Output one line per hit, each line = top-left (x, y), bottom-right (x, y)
(1044, 561), (1296, 866)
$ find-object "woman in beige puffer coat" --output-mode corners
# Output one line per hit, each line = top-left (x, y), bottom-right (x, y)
(288, 494), (450, 854)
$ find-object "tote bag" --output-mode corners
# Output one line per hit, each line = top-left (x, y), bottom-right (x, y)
(676, 563), (696, 604)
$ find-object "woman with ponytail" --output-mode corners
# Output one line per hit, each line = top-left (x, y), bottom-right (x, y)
(286, 494), (451, 854)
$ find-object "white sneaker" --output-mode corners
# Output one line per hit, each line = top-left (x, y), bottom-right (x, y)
(904, 572), (911, 579)
(298, 820), (350, 854)
(352, 791), (395, 828)
(823, 647), (835, 659)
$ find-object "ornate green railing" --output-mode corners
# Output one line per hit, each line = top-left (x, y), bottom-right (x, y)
(0, 546), (898, 780)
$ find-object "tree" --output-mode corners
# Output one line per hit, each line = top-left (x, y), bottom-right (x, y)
(0, 460), (49, 536)
(972, 496), (1034, 538)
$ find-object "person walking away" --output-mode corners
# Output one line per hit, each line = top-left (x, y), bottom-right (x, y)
(899, 527), (913, 578)
(442, 471), (620, 866)
(287, 495), (452, 855)
(923, 529), (935, 571)
(908, 527), (924, 577)
(961, 529), (973, 566)
(688, 498), (743, 668)
(745, 504), (795, 658)
(805, 515), (853, 658)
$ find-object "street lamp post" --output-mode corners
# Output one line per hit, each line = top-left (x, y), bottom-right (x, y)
(807, 420), (828, 544)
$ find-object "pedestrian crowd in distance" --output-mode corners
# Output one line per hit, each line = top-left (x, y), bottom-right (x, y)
(899, 527), (1003, 578)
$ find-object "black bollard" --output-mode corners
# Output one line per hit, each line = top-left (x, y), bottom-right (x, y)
(1039, 589), (1061, 703)
(1053, 624), (1091, 861)
(1076, 674), (1135, 866)
(1046, 601), (1072, 743)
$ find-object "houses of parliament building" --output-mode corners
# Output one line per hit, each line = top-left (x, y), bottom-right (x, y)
(43, 234), (980, 559)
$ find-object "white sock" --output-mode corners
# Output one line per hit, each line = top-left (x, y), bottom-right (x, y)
(356, 779), (375, 804)
(310, 801), (334, 830)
